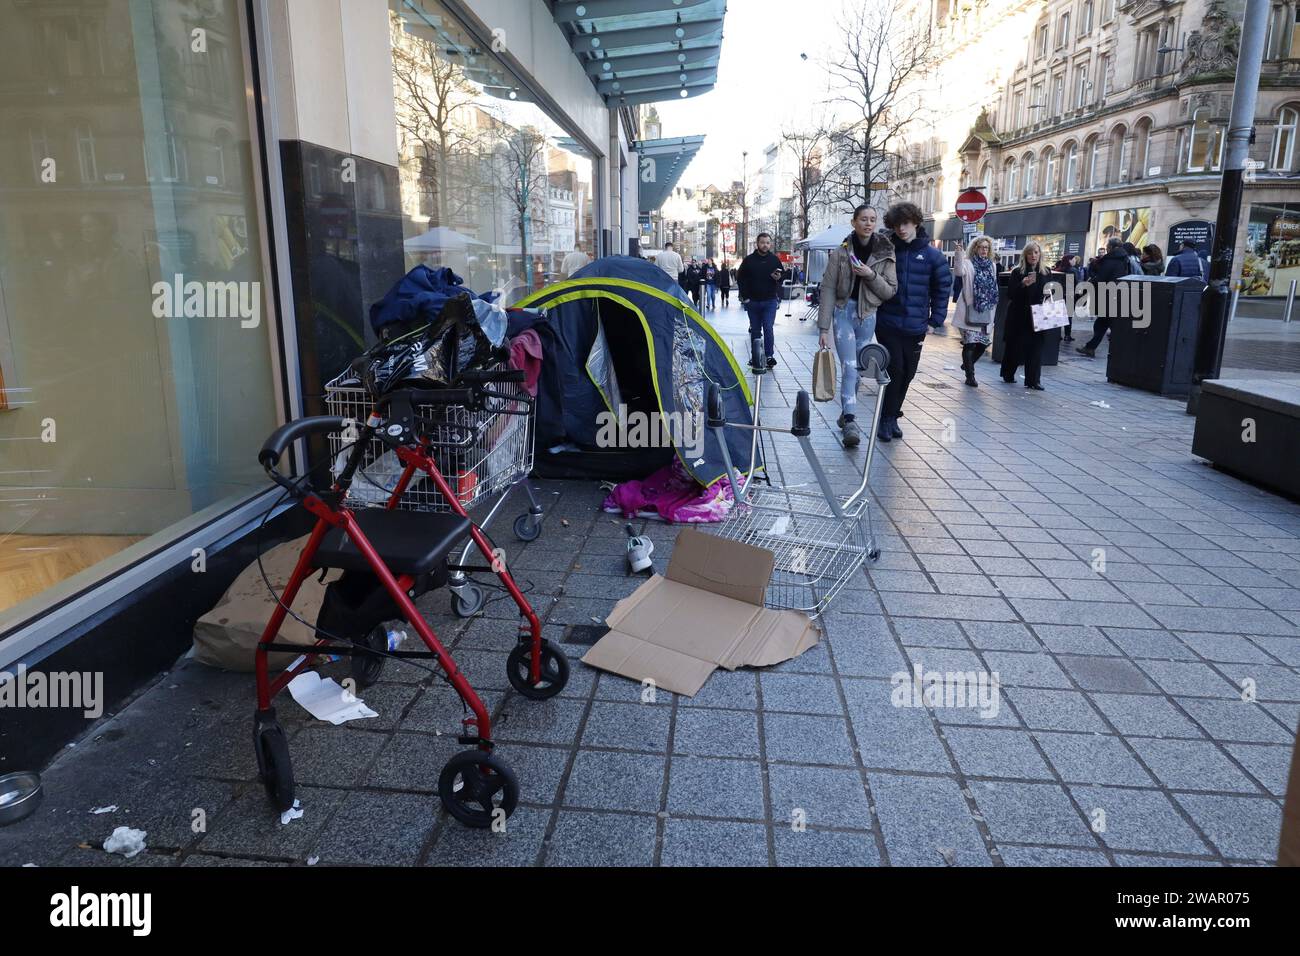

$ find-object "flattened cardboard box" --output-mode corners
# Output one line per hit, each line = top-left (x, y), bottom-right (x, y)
(582, 528), (820, 696)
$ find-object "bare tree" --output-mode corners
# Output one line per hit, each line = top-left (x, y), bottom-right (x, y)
(390, 18), (481, 228)
(821, 0), (937, 209)
(491, 124), (550, 285)
(781, 124), (835, 241)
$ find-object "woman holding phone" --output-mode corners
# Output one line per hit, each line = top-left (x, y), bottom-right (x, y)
(1001, 240), (1052, 390)
(817, 204), (897, 447)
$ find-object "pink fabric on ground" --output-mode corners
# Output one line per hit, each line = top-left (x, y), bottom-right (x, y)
(602, 457), (739, 523)
(508, 329), (544, 396)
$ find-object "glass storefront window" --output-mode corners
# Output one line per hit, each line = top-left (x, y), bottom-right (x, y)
(1243, 202), (1300, 296)
(388, 0), (598, 305)
(0, 0), (277, 617)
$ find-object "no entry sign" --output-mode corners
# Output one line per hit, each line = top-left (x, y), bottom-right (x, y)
(955, 188), (988, 224)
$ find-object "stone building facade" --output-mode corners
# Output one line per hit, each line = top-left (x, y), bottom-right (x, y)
(890, 0), (1300, 296)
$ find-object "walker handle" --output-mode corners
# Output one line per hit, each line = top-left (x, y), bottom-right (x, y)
(259, 416), (348, 468)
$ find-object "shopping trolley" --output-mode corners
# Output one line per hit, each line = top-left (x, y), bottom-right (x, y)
(325, 362), (543, 619)
(705, 340), (891, 617)
(252, 371), (568, 828)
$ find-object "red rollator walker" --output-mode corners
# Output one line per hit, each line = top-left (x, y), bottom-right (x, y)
(252, 368), (568, 828)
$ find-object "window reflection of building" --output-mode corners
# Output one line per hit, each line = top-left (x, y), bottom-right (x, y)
(388, 0), (596, 300)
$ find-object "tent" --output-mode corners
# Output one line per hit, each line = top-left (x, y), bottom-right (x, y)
(795, 224), (851, 286)
(513, 256), (759, 484)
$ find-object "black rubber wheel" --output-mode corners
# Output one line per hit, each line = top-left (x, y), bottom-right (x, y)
(451, 583), (485, 618)
(513, 513), (541, 542)
(438, 750), (518, 828)
(349, 625), (388, 689)
(506, 639), (570, 700)
(254, 719), (295, 813)
(868, 548), (881, 561)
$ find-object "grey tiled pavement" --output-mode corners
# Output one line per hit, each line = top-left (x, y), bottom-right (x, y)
(3, 301), (1297, 867)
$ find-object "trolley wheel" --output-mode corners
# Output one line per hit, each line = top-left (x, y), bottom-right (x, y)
(253, 717), (295, 813)
(438, 750), (518, 828)
(868, 548), (881, 562)
(513, 513), (541, 542)
(349, 625), (389, 689)
(451, 583), (485, 618)
(506, 639), (570, 700)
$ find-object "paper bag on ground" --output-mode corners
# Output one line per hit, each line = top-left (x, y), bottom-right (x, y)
(192, 535), (339, 672)
(582, 528), (819, 696)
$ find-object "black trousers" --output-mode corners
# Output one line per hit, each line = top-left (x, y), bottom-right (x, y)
(1084, 316), (1111, 350)
(720, 287), (731, 306)
(875, 327), (925, 419)
(1001, 327), (1046, 386)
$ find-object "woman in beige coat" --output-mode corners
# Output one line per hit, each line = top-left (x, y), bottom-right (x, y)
(817, 204), (898, 447)
(951, 236), (998, 387)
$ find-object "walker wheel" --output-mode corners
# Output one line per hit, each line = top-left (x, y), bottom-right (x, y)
(438, 750), (518, 828)
(350, 625), (388, 689)
(514, 513), (541, 542)
(506, 639), (570, 700)
(868, 548), (881, 562)
(451, 583), (485, 618)
(253, 717), (295, 813)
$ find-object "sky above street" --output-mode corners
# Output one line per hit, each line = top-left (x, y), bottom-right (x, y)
(653, 0), (851, 189)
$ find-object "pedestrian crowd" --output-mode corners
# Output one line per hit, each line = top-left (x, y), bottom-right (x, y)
(653, 199), (1209, 449)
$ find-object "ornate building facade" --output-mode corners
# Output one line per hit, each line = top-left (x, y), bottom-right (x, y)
(891, 0), (1300, 297)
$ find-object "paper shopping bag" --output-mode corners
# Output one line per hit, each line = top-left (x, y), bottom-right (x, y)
(1030, 295), (1070, 332)
(812, 347), (836, 402)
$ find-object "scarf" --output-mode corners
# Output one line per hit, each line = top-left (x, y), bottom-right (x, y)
(971, 256), (998, 312)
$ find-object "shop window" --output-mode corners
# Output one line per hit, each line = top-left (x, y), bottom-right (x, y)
(1187, 109), (1223, 172)
(1273, 106), (1298, 170)
(0, 1), (277, 618)
(389, 0), (598, 300)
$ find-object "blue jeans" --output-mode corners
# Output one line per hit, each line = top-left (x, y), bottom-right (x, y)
(745, 298), (779, 359)
(705, 282), (717, 309)
(832, 303), (876, 413)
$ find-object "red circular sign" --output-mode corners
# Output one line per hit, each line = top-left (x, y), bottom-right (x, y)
(955, 188), (988, 223)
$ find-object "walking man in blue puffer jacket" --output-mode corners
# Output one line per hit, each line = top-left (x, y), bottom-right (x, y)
(872, 202), (953, 443)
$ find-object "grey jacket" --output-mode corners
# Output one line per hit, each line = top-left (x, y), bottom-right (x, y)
(817, 232), (898, 331)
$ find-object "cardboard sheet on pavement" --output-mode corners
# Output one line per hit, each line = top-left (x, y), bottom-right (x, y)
(582, 528), (819, 696)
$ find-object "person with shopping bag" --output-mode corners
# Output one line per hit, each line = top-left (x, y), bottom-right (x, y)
(952, 237), (996, 387)
(1000, 240), (1053, 390)
(816, 204), (897, 447)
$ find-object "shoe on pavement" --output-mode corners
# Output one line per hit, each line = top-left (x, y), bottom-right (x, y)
(876, 417), (893, 443)
(1025, 383), (1044, 391)
(889, 419), (903, 439)
(964, 368), (978, 387)
(766, 356), (778, 369)
(842, 420), (861, 448)
(625, 524), (654, 574)
(1076, 346), (1095, 357)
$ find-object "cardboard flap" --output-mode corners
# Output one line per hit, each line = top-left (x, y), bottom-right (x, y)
(581, 630), (719, 698)
(665, 528), (773, 607)
(719, 608), (821, 670)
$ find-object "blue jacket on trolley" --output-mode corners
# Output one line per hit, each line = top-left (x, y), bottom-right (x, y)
(875, 226), (953, 336)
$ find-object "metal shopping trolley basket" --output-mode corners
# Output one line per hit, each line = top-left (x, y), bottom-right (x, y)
(325, 363), (545, 617)
(706, 341), (891, 618)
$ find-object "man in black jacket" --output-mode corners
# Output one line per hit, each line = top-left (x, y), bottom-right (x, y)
(737, 233), (785, 367)
(1077, 237), (1131, 357)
